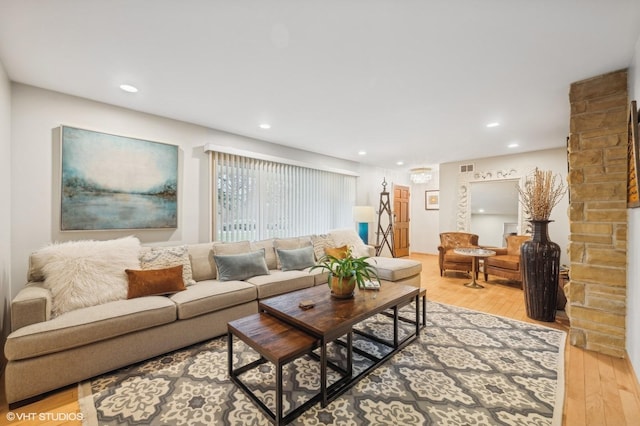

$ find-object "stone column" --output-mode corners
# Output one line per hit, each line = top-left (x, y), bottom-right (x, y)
(567, 69), (628, 357)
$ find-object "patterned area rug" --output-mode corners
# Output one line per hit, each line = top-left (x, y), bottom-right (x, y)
(79, 302), (566, 425)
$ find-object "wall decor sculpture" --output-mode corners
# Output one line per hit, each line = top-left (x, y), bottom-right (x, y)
(60, 126), (178, 230)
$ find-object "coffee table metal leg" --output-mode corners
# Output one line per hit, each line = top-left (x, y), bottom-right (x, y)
(415, 295), (420, 336)
(276, 364), (283, 425)
(227, 332), (233, 378)
(346, 331), (353, 378)
(393, 306), (399, 347)
(321, 339), (327, 407)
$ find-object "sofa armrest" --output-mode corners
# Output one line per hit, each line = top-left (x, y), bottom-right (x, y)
(11, 282), (52, 332)
(365, 245), (375, 257)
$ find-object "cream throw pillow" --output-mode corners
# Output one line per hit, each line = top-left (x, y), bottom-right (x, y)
(311, 234), (335, 261)
(34, 236), (141, 317)
(139, 245), (196, 286)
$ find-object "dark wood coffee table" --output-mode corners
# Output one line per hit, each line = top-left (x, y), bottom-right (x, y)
(228, 282), (421, 424)
(228, 313), (319, 425)
(260, 283), (420, 405)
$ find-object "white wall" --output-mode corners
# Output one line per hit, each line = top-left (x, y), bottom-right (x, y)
(434, 148), (570, 264)
(0, 60), (11, 364)
(9, 84), (372, 299)
(627, 34), (640, 388)
(409, 171), (440, 254)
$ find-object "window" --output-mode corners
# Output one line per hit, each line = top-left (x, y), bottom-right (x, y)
(211, 151), (356, 241)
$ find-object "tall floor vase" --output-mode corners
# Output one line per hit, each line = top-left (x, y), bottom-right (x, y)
(521, 220), (561, 322)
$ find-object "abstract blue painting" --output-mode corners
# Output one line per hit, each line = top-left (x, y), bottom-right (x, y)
(60, 126), (178, 230)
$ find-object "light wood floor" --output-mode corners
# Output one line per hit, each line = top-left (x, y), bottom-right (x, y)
(1, 253), (640, 425)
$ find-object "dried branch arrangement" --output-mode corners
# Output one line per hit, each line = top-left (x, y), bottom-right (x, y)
(517, 168), (567, 221)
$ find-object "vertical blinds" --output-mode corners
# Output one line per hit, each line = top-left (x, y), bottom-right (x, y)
(211, 151), (356, 242)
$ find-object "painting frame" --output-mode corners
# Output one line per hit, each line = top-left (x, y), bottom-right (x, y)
(59, 126), (179, 230)
(425, 190), (440, 210)
(628, 101), (640, 208)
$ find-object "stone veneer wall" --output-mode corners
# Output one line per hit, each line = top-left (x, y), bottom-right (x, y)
(567, 69), (628, 357)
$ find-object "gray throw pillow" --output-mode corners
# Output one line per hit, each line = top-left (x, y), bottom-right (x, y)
(213, 249), (269, 281)
(276, 246), (316, 272)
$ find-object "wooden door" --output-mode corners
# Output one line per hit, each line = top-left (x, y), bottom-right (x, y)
(393, 184), (410, 257)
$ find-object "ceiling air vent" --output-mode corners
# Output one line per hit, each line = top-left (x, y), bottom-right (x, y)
(459, 163), (474, 173)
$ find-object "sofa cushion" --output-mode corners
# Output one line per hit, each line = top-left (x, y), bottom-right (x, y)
(367, 257), (422, 282)
(443, 249), (474, 264)
(485, 255), (520, 271)
(126, 265), (186, 299)
(139, 245), (196, 286)
(246, 270), (314, 299)
(213, 240), (251, 255)
(276, 246), (316, 271)
(251, 239), (277, 270)
(304, 267), (330, 286)
(31, 236), (141, 317)
(213, 249), (269, 281)
(5, 296), (176, 361)
(273, 237), (312, 268)
(169, 280), (257, 320)
(210, 241), (252, 278)
(187, 243), (216, 281)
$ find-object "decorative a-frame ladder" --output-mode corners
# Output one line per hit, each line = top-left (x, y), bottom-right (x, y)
(375, 178), (395, 257)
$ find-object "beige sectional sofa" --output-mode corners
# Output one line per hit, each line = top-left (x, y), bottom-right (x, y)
(4, 231), (422, 406)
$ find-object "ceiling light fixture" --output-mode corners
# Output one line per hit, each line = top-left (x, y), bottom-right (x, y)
(486, 122), (500, 128)
(358, 150), (367, 155)
(410, 167), (433, 184)
(396, 161), (404, 166)
(508, 143), (519, 148)
(119, 84), (138, 93)
(259, 123), (271, 129)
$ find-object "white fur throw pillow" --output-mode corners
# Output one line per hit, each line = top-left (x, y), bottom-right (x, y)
(34, 236), (141, 317)
(328, 228), (370, 258)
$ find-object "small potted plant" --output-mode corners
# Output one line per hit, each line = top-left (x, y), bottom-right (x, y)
(311, 246), (380, 298)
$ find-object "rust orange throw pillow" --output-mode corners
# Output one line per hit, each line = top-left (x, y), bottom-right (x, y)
(324, 245), (349, 259)
(126, 265), (186, 299)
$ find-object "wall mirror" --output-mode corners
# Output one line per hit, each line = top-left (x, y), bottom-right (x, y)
(457, 168), (526, 247)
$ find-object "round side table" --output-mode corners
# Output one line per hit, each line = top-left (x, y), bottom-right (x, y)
(453, 248), (496, 289)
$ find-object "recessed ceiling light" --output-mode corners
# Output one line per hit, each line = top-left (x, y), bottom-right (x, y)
(396, 161), (404, 166)
(478, 208), (485, 213)
(259, 123), (271, 129)
(119, 84), (138, 93)
(508, 143), (519, 148)
(486, 122), (500, 128)
(358, 150), (367, 156)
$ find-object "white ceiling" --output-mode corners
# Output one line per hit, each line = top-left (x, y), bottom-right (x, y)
(1, 0), (639, 171)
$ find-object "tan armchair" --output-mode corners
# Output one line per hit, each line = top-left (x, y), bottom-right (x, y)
(438, 232), (480, 277)
(483, 235), (531, 282)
